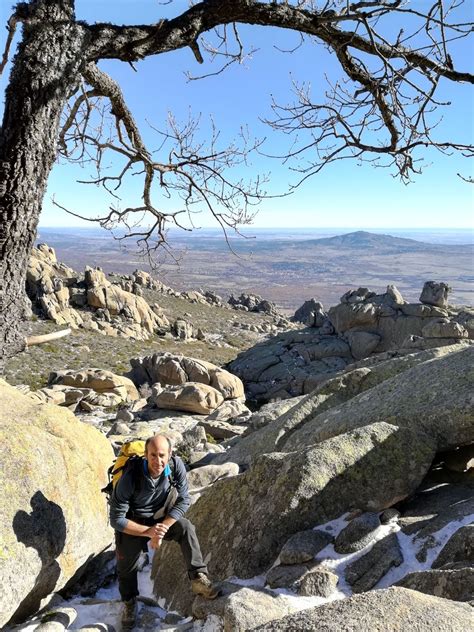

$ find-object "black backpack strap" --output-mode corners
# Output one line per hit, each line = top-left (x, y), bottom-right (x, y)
(168, 455), (178, 487)
(129, 455), (145, 493)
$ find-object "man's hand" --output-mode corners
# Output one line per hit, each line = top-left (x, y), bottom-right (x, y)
(142, 523), (168, 539)
(150, 535), (162, 550)
(153, 523), (169, 539)
(122, 517), (175, 540)
(146, 522), (169, 548)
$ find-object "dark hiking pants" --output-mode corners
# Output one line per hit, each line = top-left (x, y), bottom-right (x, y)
(115, 518), (208, 602)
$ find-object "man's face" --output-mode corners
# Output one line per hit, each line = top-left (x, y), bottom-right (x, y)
(146, 437), (171, 478)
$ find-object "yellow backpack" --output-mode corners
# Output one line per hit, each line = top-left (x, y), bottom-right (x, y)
(102, 439), (146, 498)
(101, 439), (177, 499)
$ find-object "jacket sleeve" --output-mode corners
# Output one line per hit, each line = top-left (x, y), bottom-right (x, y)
(167, 457), (191, 521)
(109, 471), (135, 532)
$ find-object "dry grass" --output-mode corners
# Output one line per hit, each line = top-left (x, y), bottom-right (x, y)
(4, 292), (280, 389)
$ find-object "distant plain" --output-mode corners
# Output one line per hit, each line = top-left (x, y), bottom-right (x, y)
(37, 227), (473, 312)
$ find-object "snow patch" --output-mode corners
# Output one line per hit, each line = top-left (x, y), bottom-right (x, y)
(377, 512), (474, 588)
(8, 513), (473, 631)
(192, 614), (224, 631)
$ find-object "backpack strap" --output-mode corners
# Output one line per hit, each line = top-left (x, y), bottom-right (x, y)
(168, 455), (177, 487)
(130, 455), (145, 494)
(153, 458), (179, 521)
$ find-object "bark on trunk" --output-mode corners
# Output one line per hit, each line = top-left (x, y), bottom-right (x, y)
(0, 0), (87, 366)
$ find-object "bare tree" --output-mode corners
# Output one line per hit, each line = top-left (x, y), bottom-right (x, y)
(0, 0), (472, 363)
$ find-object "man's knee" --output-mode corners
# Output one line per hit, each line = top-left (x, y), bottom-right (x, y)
(168, 517), (196, 539)
(179, 518), (195, 531)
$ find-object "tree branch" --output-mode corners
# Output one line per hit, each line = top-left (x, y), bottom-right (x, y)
(56, 60), (273, 259)
(51, 1), (474, 249)
(86, 1), (473, 85)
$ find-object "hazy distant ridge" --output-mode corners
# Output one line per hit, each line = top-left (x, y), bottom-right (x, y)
(294, 230), (472, 252)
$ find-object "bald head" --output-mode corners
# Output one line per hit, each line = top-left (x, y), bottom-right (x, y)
(145, 434), (172, 453)
(145, 434), (172, 478)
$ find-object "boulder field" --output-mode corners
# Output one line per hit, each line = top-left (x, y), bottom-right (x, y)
(4, 270), (474, 631)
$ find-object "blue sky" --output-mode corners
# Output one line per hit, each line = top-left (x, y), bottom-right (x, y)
(1, 0), (473, 229)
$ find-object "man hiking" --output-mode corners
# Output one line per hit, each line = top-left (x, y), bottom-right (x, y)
(109, 433), (218, 629)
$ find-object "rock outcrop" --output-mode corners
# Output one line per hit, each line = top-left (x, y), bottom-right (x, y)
(152, 422), (435, 614)
(128, 353), (244, 401)
(420, 281), (451, 308)
(326, 282), (466, 354)
(48, 369), (139, 407)
(232, 283), (472, 403)
(292, 299), (327, 327)
(27, 244), (78, 298)
(229, 328), (352, 402)
(26, 247), (171, 341)
(228, 293), (281, 317)
(84, 267), (169, 339)
(152, 382), (224, 415)
(27, 245), (83, 328)
(0, 379), (114, 627)
(281, 344), (473, 452)
(217, 344), (466, 468)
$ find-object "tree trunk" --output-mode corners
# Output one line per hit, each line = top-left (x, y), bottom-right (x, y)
(0, 1), (86, 366)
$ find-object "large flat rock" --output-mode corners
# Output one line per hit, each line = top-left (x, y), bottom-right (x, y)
(214, 345), (463, 468)
(252, 587), (473, 631)
(283, 345), (474, 452)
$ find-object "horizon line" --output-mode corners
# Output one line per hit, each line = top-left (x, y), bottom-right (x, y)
(38, 225), (474, 230)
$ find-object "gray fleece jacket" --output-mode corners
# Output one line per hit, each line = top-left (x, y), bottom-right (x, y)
(109, 456), (190, 532)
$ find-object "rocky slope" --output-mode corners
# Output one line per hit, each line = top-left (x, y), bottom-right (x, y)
(26, 244), (292, 342)
(230, 282), (473, 402)
(4, 245), (296, 390)
(2, 247), (473, 631)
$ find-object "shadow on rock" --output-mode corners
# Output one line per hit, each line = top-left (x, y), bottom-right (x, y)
(9, 490), (66, 624)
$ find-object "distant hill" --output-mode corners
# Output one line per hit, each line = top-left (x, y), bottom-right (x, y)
(295, 230), (464, 252)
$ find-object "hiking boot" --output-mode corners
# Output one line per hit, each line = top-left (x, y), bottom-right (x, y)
(191, 572), (219, 599)
(121, 597), (137, 630)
